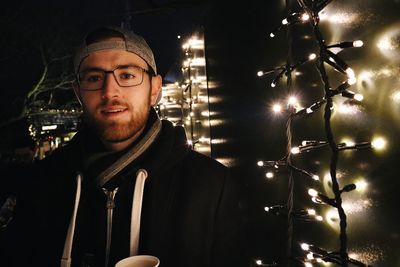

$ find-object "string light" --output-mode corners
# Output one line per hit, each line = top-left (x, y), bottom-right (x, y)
(308, 53), (317, 60)
(270, 12), (312, 38)
(266, 172), (274, 179)
(391, 90), (400, 103)
(287, 96), (298, 106)
(308, 189), (318, 198)
(258, 55), (317, 87)
(355, 179), (368, 192)
(301, 13), (310, 21)
(312, 175), (320, 181)
(261, 1), (378, 266)
(301, 243), (311, 251)
(340, 138), (355, 147)
(326, 40), (364, 49)
(272, 103), (283, 113)
(264, 206), (324, 222)
(307, 209), (316, 216)
(371, 137), (387, 150)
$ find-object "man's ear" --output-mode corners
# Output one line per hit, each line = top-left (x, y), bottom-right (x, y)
(72, 80), (83, 106)
(150, 75), (163, 106)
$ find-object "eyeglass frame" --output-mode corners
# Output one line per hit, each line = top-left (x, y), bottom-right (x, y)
(76, 64), (155, 91)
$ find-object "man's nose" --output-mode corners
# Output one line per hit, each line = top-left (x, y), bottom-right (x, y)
(102, 73), (121, 99)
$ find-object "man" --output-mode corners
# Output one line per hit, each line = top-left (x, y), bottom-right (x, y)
(0, 26), (245, 267)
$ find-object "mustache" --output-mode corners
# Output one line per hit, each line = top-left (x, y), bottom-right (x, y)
(100, 99), (129, 108)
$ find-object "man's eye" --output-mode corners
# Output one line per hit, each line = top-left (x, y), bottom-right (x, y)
(86, 75), (102, 82)
(81, 73), (103, 83)
(120, 73), (136, 79)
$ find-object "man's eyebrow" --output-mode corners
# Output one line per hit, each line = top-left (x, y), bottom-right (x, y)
(79, 67), (105, 73)
(116, 64), (138, 69)
(79, 64), (141, 72)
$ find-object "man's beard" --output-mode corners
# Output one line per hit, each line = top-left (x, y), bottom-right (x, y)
(83, 98), (150, 144)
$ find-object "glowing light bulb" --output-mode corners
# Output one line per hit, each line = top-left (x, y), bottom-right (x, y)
(359, 70), (373, 81)
(355, 179), (368, 192)
(377, 38), (392, 50)
(312, 175), (320, 181)
(271, 82), (276, 88)
(316, 215), (323, 221)
(301, 13), (310, 21)
(291, 147), (300, 154)
(272, 104), (282, 113)
(308, 188), (318, 197)
(288, 96), (298, 106)
(308, 53), (317, 60)
(348, 76), (357, 85)
(257, 161), (264, 167)
(301, 243), (310, 251)
(266, 172), (274, 179)
(311, 197), (320, 204)
(257, 71), (264, 77)
(307, 209), (316, 215)
(270, 33), (275, 38)
(353, 40), (364, 47)
(177, 35), (181, 39)
(354, 93), (363, 101)
(255, 259), (263, 266)
(282, 18), (288, 25)
(307, 253), (314, 260)
(371, 137), (387, 150)
(391, 91), (400, 103)
(199, 136), (209, 143)
(346, 68), (355, 77)
(341, 138), (355, 147)
(201, 111), (210, 117)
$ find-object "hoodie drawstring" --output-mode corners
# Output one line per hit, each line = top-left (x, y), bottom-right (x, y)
(129, 169), (148, 256)
(61, 173), (82, 267)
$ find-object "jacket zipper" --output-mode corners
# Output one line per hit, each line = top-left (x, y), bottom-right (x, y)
(102, 187), (119, 267)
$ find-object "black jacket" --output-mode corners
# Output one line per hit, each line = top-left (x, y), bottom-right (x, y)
(1, 119), (245, 267)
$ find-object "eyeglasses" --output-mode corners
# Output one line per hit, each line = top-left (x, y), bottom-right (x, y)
(77, 65), (153, 91)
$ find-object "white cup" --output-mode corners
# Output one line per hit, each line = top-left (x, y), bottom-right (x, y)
(115, 255), (160, 267)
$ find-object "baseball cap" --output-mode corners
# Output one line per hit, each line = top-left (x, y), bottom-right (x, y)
(73, 26), (157, 75)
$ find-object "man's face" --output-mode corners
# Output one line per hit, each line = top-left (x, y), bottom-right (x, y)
(74, 48), (161, 150)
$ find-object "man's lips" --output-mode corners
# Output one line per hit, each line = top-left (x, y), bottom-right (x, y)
(101, 105), (128, 115)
